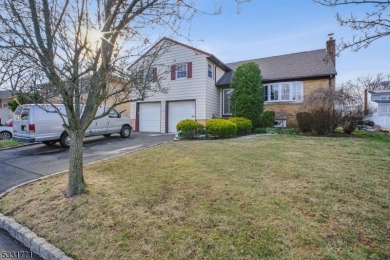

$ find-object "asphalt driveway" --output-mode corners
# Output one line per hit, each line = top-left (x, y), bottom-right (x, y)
(0, 132), (174, 194)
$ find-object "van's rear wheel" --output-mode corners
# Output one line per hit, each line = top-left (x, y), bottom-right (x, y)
(43, 140), (57, 146)
(59, 133), (70, 148)
(120, 125), (131, 138)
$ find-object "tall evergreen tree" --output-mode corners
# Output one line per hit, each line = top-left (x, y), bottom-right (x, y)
(230, 62), (264, 127)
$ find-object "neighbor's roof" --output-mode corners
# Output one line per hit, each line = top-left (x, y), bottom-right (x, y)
(0, 90), (13, 99)
(216, 49), (337, 86)
(368, 89), (390, 94)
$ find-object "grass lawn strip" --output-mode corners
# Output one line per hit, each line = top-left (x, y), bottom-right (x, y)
(0, 135), (389, 259)
(0, 139), (23, 149)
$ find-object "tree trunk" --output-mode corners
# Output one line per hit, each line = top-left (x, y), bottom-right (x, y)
(66, 129), (86, 197)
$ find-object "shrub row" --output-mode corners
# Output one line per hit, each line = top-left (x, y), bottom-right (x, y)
(229, 117), (252, 135)
(206, 119), (237, 138)
(176, 119), (205, 139)
(176, 117), (252, 139)
(255, 127), (299, 135)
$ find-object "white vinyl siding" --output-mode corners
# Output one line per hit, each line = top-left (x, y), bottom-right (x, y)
(264, 82), (303, 102)
(206, 62), (225, 119)
(379, 105), (390, 115)
(130, 43), (208, 132)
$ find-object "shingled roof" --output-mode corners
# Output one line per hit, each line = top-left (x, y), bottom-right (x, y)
(216, 49), (337, 87)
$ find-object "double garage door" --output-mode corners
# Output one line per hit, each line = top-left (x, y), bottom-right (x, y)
(138, 101), (195, 133)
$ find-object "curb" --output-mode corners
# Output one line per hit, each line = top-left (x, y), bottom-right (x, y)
(0, 139), (172, 259)
(0, 213), (72, 260)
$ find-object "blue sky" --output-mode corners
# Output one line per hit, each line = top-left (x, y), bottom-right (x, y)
(177, 0), (390, 85)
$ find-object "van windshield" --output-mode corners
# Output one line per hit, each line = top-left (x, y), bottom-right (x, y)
(13, 106), (23, 119)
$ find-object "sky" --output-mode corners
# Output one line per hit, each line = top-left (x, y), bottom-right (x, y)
(175, 0), (390, 85)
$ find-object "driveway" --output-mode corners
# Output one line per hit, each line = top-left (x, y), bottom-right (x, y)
(0, 132), (173, 194)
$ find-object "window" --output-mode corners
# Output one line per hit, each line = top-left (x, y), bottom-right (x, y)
(292, 83), (303, 101)
(270, 84), (279, 101)
(274, 119), (287, 128)
(223, 88), (233, 115)
(108, 108), (120, 118)
(176, 63), (187, 79)
(281, 83), (290, 100)
(208, 64), (213, 78)
(2, 103), (7, 108)
(264, 82), (303, 102)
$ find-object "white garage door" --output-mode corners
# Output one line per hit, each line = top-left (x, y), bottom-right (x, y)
(168, 101), (196, 133)
(139, 102), (161, 132)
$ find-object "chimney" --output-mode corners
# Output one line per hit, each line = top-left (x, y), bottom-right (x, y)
(326, 33), (336, 66)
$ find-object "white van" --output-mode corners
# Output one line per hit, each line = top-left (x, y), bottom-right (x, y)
(12, 104), (132, 147)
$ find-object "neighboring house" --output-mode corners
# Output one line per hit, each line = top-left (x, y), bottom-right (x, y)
(0, 90), (13, 124)
(369, 89), (390, 128)
(130, 35), (337, 133)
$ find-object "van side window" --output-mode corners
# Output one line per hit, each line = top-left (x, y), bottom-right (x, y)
(108, 109), (120, 118)
(21, 108), (30, 120)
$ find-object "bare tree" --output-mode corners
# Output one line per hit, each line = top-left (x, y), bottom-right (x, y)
(340, 73), (390, 113)
(304, 87), (368, 135)
(0, 0), (248, 197)
(314, 0), (390, 52)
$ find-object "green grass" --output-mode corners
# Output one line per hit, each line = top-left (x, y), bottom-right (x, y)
(0, 139), (22, 149)
(0, 135), (389, 259)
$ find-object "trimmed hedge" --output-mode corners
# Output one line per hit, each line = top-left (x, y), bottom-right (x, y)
(260, 111), (275, 127)
(296, 112), (314, 132)
(206, 119), (238, 138)
(176, 119), (205, 139)
(254, 127), (299, 135)
(229, 117), (252, 135)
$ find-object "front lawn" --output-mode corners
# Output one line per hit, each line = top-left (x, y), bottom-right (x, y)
(0, 135), (389, 259)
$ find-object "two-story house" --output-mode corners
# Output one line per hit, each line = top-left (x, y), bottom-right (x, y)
(369, 89), (390, 128)
(130, 35), (337, 133)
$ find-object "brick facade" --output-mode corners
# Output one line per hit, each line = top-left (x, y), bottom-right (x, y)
(264, 77), (334, 126)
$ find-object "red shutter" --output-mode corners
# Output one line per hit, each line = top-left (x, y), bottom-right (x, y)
(187, 62), (192, 78)
(152, 67), (157, 82)
(171, 65), (176, 80)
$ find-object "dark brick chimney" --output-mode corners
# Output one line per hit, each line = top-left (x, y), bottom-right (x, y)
(326, 33), (336, 66)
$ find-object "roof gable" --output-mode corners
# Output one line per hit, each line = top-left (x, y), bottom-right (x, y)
(130, 37), (231, 72)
